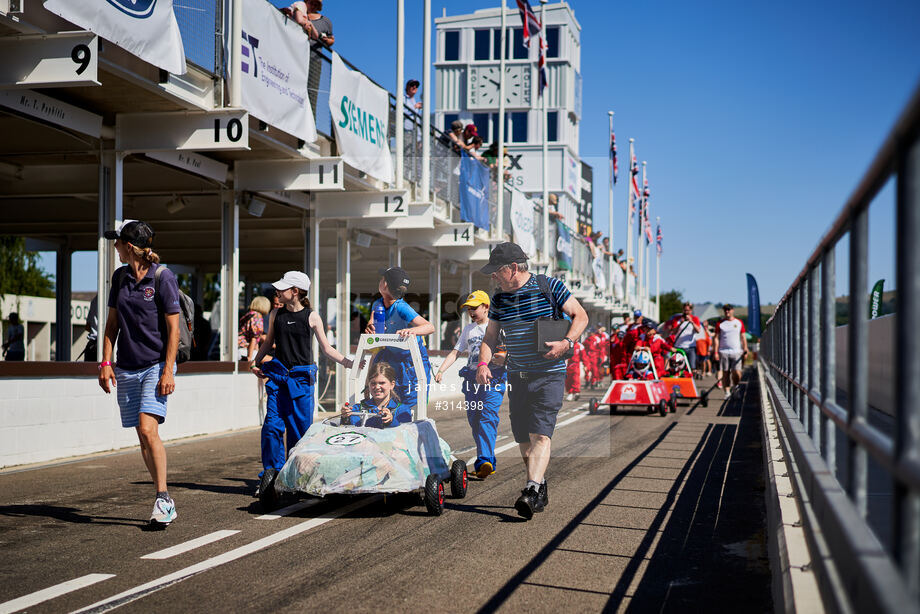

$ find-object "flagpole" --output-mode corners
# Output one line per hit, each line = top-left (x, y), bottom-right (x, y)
(656, 215), (661, 318)
(496, 0), (507, 240)
(638, 160), (646, 310)
(626, 138), (635, 308)
(420, 0), (431, 198)
(394, 0), (404, 189)
(607, 110), (614, 296)
(643, 163), (650, 310)
(540, 0), (549, 264)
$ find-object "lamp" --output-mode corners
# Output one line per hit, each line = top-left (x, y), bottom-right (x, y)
(165, 196), (187, 214)
(247, 197), (266, 217)
(354, 232), (372, 248)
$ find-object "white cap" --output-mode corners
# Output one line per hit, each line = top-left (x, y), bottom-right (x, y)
(272, 271), (311, 293)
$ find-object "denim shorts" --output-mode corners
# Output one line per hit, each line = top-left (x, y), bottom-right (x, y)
(114, 362), (176, 428)
(506, 371), (566, 443)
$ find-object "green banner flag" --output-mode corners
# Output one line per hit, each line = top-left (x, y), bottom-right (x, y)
(869, 279), (884, 319)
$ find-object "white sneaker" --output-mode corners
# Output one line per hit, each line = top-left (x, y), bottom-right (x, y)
(150, 497), (177, 526)
(565, 393), (575, 402)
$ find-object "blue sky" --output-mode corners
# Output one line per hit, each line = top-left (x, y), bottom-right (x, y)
(56, 0), (920, 306)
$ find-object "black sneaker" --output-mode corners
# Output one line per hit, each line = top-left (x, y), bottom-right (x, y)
(514, 486), (542, 519)
(536, 481), (548, 511)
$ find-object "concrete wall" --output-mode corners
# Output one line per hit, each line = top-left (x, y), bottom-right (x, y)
(0, 371), (261, 468)
(835, 314), (895, 416)
(0, 360), (468, 469)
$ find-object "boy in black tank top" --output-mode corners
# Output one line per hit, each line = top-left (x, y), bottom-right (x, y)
(251, 271), (353, 497)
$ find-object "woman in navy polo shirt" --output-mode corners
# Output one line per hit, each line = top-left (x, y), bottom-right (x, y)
(98, 220), (182, 528)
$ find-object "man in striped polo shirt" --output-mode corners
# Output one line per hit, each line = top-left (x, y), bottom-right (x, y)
(475, 242), (588, 519)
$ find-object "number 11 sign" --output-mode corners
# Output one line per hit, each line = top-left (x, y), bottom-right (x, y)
(0, 32), (100, 88)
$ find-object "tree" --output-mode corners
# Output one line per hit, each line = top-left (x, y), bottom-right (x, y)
(653, 289), (685, 322)
(0, 236), (55, 314)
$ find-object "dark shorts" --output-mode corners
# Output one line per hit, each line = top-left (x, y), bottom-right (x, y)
(507, 371), (565, 443)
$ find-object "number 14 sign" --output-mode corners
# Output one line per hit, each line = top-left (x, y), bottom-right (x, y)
(0, 32), (100, 88)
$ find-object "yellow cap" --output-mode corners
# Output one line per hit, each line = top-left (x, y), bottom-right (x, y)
(461, 290), (490, 308)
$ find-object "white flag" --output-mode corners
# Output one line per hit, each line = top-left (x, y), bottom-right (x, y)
(510, 190), (536, 258)
(43, 0), (186, 75)
(239, 0), (317, 143)
(328, 52), (394, 183)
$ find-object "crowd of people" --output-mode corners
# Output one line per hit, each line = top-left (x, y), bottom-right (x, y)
(561, 302), (750, 398)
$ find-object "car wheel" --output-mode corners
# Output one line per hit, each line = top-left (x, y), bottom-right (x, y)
(424, 474), (444, 516)
(669, 392), (678, 413)
(658, 400), (668, 417)
(701, 392), (709, 407)
(258, 468), (278, 511)
(588, 398), (599, 415)
(450, 460), (468, 499)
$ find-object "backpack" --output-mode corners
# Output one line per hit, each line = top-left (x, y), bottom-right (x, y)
(154, 266), (195, 363)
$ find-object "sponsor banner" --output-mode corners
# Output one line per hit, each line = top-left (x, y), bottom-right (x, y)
(459, 151), (490, 230)
(43, 0), (186, 75)
(328, 52), (393, 182)
(563, 148), (580, 200)
(240, 0), (316, 143)
(870, 279), (884, 319)
(510, 189), (536, 258)
(746, 273), (761, 337)
(555, 219), (572, 271)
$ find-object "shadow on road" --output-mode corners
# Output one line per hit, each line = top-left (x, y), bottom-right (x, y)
(130, 478), (257, 497)
(476, 368), (771, 613)
(0, 504), (147, 528)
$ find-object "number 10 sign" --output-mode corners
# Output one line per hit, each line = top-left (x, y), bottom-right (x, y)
(0, 32), (100, 88)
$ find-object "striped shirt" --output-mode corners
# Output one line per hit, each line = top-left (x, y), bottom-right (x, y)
(489, 274), (572, 373)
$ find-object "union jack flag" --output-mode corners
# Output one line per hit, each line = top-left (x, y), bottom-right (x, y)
(610, 127), (618, 184)
(630, 154), (640, 214)
(645, 216), (653, 244)
(516, 0), (548, 96)
(656, 223), (662, 255)
(516, 0), (542, 45)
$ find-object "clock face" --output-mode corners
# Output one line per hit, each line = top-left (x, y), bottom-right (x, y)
(469, 65), (532, 109)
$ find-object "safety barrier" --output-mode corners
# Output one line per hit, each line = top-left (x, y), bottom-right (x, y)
(760, 83), (920, 612)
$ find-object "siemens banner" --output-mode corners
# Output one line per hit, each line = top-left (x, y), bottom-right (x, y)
(459, 151), (490, 230)
(43, 0), (186, 74)
(746, 273), (762, 337)
(329, 52), (393, 183)
(240, 0), (316, 143)
(556, 220), (573, 271)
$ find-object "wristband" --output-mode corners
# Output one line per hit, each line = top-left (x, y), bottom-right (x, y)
(477, 361), (488, 368)
(98, 361), (112, 369)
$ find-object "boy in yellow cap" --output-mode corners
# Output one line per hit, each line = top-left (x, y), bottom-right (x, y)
(435, 290), (507, 478)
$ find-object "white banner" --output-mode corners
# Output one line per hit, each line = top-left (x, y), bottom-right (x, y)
(328, 52), (393, 183)
(240, 0), (316, 143)
(43, 0), (186, 75)
(510, 190), (536, 258)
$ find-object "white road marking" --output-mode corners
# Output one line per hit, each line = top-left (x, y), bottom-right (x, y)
(465, 411), (588, 466)
(140, 530), (240, 560)
(0, 574), (115, 614)
(71, 498), (374, 614)
(256, 497), (323, 520)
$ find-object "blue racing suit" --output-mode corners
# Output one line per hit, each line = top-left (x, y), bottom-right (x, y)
(260, 359), (317, 472)
(459, 364), (507, 471)
(370, 298), (432, 410)
(345, 398), (406, 429)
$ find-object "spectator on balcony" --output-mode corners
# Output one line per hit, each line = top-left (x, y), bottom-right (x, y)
(463, 123), (478, 146)
(601, 237), (615, 258)
(547, 193), (564, 222)
(404, 79), (422, 134)
(283, 1), (334, 47)
(483, 143), (512, 183)
(469, 136), (485, 162)
(447, 120), (469, 154)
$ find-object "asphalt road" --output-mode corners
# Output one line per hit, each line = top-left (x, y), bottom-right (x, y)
(0, 371), (771, 613)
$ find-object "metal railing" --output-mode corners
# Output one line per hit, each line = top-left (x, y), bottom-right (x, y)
(760, 83), (920, 613)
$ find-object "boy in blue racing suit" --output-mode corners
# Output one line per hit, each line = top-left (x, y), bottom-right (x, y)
(340, 361), (409, 429)
(365, 267), (434, 411)
(434, 290), (507, 479)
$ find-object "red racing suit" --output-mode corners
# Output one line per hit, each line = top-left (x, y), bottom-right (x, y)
(583, 333), (601, 386)
(637, 336), (674, 376)
(565, 342), (585, 394)
(610, 335), (629, 380)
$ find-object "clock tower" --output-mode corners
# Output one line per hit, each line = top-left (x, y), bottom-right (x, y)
(435, 2), (584, 231)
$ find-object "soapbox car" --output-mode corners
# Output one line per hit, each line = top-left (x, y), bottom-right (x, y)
(262, 334), (467, 516)
(660, 350), (709, 407)
(588, 348), (677, 417)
